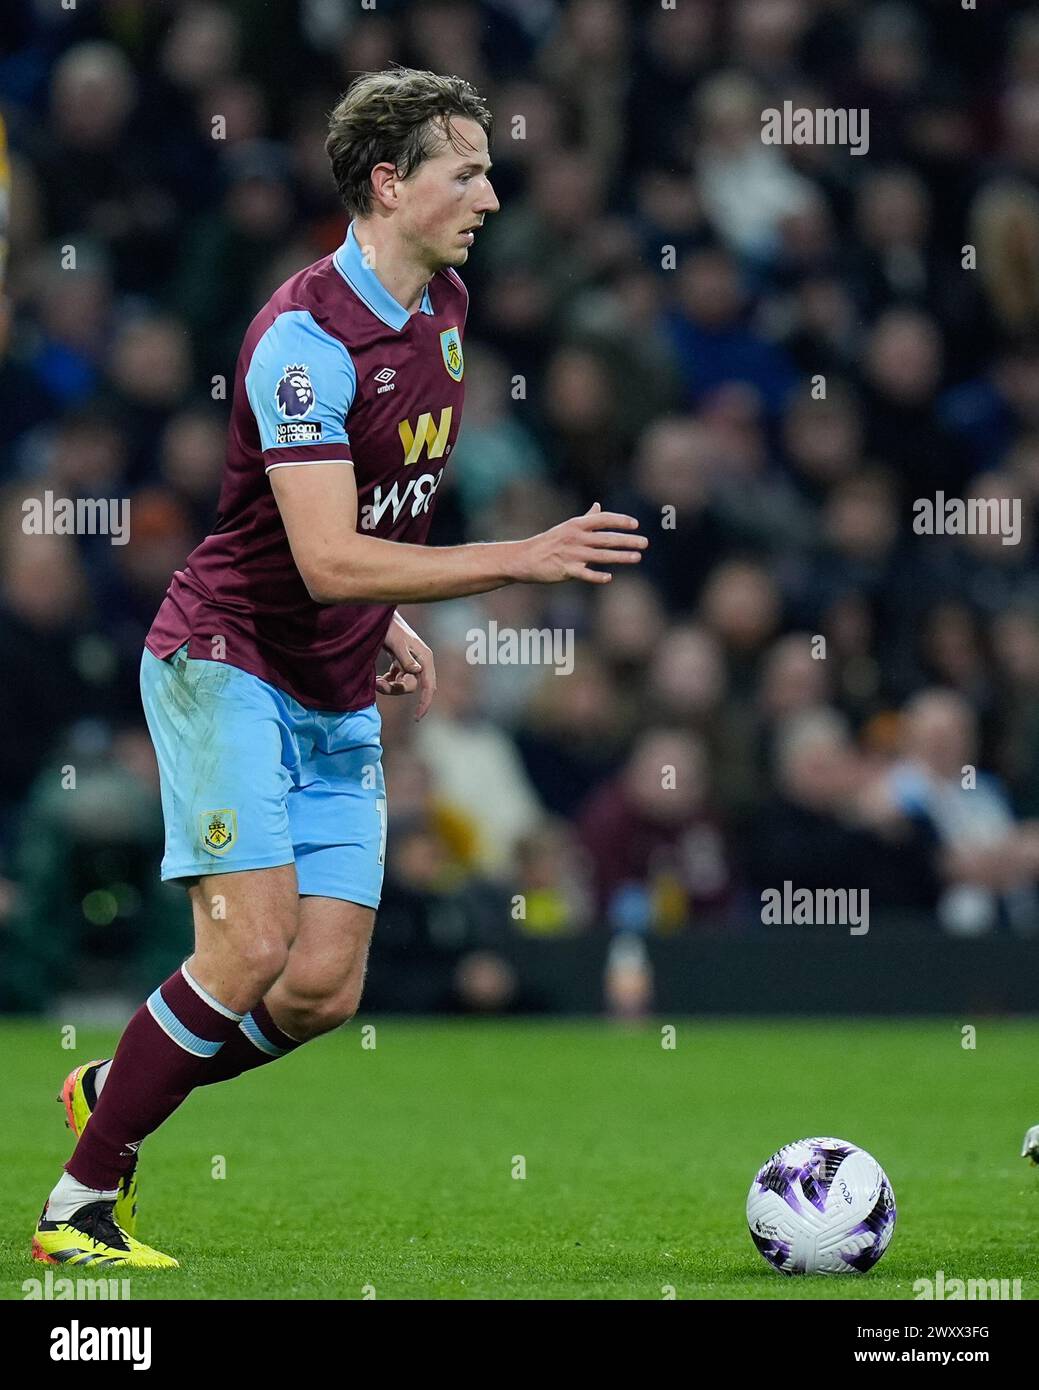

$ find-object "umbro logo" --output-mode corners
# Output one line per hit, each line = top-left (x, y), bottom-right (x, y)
(374, 367), (396, 394)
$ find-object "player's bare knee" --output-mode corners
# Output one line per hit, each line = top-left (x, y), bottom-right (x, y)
(304, 998), (358, 1038)
(238, 937), (291, 997)
(332, 989), (363, 1029)
(277, 986), (360, 1040)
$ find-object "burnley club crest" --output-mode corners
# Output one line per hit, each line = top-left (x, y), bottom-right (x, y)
(440, 327), (463, 382)
(200, 809), (237, 857)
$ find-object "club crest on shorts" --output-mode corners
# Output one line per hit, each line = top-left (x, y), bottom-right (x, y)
(200, 809), (237, 856)
(440, 326), (463, 382)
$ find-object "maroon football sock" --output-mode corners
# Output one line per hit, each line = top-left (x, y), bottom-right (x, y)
(196, 1000), (302, 1086)
(66, 965), (248, 1192)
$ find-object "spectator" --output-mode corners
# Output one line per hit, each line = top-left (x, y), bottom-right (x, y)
(745, 706), (936, 912)
(578, 727), (732, 931)
(413, 648), (545, 880)
(874, 689), (1039, 935)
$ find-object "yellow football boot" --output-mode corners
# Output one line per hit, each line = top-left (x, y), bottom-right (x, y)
(59, 1060), (140, 1236)
(32, 1200), (177, 1269)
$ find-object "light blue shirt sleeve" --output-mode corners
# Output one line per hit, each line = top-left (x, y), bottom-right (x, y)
(244, 309), (357, 461)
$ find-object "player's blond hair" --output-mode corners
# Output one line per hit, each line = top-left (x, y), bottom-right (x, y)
(326, 66), (492, 217)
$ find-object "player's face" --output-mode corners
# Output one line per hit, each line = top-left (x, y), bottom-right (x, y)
(401, 116), (499, 269)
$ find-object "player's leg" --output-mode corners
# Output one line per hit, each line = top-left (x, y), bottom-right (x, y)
(37, 694), (386, 1263)
(60, 682), (383, 1139)
(57, 1057), (140, 1237)
(196, 700), (385, 1079)
(196, 896), (374, 1087)
(53, 644), (298, 1171)
(266, 701), (384, 1036)
(266, 896), (375, 1038)
(34, 865), (299, 1267)
(69, 864), (298, 1175)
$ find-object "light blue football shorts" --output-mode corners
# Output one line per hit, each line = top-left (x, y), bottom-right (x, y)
(140, 644), (386, 907)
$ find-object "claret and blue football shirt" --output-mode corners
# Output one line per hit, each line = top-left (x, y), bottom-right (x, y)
(146, 223), (468, 710)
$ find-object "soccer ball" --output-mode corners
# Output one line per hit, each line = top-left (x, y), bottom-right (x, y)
(746, 1136), (896, 1275)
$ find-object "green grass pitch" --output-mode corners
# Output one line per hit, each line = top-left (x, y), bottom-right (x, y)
(2, 1017), (1037, 1300)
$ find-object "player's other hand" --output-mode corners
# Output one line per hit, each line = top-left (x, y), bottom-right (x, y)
(377, 611), (437, 720)
(518, 502), (647, 585)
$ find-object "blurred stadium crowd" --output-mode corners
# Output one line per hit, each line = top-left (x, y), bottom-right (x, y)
(2, 0), (1039, 1012)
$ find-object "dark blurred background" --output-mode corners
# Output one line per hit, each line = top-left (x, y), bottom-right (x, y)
(2, 0), (1039, 1019)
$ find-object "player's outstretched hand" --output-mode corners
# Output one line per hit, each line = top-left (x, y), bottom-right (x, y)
(519, 502), (647, 585)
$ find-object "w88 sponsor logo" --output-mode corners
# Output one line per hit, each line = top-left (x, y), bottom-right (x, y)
(360, 469), (444, 530)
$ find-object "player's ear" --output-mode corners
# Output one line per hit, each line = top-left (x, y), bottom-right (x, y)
(369, 162), (400, 210)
